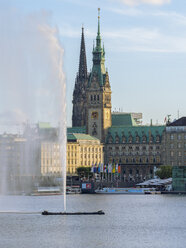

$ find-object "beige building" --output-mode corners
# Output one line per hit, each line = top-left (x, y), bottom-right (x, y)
(40, 133), (104, 176)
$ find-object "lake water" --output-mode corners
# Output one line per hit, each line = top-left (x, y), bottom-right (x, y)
(0, 194), (186, 248)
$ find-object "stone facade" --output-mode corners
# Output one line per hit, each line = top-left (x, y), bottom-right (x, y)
(162, 118), (186, 166)
(40, 133), (104, 176)
(105, 125), (164, 183)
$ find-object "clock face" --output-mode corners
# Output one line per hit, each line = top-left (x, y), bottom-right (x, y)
(91, 111), (98, 119)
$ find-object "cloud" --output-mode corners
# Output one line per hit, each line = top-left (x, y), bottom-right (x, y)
(59, 24), (186, 53)
(104, 27), (186, 53)
(117, 0), (171, 6)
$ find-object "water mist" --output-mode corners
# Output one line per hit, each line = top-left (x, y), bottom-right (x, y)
(0, 9), (67, 211)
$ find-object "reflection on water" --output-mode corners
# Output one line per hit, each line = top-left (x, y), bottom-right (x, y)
(0, 195), (186, 248)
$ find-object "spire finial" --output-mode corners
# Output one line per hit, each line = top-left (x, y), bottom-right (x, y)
(98, 8), (100, 36)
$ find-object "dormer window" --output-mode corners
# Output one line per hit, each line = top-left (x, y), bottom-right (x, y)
(115, 135), (120, 144)
(108, 136), (113, 144)
(128, 135), (133, 143)
(156, 135), (160, 143)
(142, 135), (147, 143)
(136, 136), (140, 143)
(122, 136), (126, 143)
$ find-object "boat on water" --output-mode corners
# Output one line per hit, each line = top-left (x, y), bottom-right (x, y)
(95, 187), (159, 194)
(31, 186), (81, 196)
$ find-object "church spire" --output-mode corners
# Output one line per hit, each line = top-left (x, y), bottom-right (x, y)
(96, 8), (101, 49)
(78, 26), (87, 80)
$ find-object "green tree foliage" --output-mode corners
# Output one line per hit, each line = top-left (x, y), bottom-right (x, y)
(156, 165), (172, 179)
(76, 167), (92, 178)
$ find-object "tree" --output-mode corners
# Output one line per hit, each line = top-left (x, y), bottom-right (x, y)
(156, 165), (172, 179)
(76, 167), (92, 179)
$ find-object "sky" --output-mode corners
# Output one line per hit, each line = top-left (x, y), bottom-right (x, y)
(0, 0), (186, 131)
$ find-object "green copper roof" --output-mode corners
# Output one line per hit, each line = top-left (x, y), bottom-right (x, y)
(67, 126), (86, 134)
(112, 114), (137, 127)
(106, 125), (165, 143)
(67, 133), (99, 142)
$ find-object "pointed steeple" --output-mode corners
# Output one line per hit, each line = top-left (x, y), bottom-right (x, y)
(96, 8), (101, 49)
(89, 8), (106, 87)
(78, 26), (87, 80)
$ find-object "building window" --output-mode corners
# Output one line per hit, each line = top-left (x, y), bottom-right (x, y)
(170, 151), (174, 157)
(178, 134), (181, 140)
(136, 136), (140, 143)
(108, 136), (113, 144)
(156, 135), (160, 143)
(97, 95), (99, 101)
(170, 134), (174, 140)
(94, 95), (96, 101)
(178, 152), (182, 157)
(115, 135), (120, 144)
(122, 136), (126, 143)
(128, 135), (133, 143)
(178, 143), (181, 149)
(142, 135), (147, 143)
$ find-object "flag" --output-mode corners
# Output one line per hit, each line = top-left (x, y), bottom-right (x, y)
(91, 163), (94, 173)
(116, 164), (118, 172)
(118, 165), (121, 174)
(108, 164), (112, 173)
(104, 164), (107, 173)
(112, 164), (115, 174)
(98, 163), (101, 173)
(100, 163), (104, 173)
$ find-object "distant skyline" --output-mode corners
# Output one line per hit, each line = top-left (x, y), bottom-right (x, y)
(0, 0), (186, 131)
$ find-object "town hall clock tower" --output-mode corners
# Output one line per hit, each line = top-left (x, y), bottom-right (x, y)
(86, 9), (112, 142)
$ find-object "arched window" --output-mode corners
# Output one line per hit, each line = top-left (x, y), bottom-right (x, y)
(122, 135), (126, 143)
(142, 135), (147, 143)
(128, 135), (133, 143)
(115, 135), (120, 144)
(156, 135), (160, 143)
(108, 135), (113, 144)
(149, 135), (154, 143)
(136, 136), (140, 143)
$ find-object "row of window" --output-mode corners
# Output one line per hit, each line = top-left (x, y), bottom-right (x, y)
(108, 151), (160, 156)
(90, 95), (100, 102)
(108, 145), (160, 151)
(109, 156), (161, 164)
(108, 135), (161, 144)
(80, 147), (102, 152)
(169, 143), (186, 149)
(170, 134), (186, 140)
